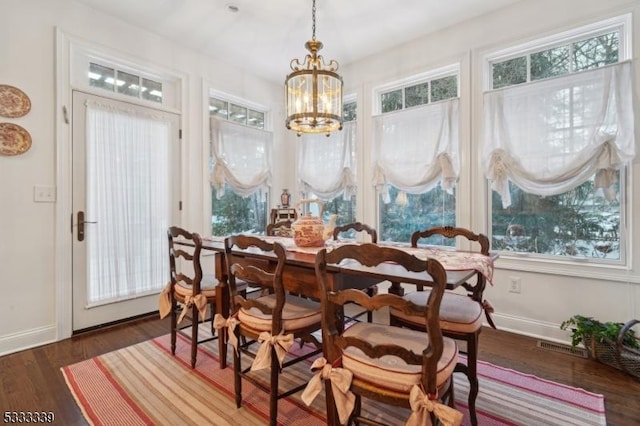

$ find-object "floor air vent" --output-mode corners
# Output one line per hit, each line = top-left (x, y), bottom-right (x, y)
(536, 340), (589, 358)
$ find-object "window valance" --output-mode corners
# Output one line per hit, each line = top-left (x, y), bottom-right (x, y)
(297, 121), (356, 200)
(209, 119), (273, 199)
(483, 61), (636, 208)
(372, 99), (460, 203)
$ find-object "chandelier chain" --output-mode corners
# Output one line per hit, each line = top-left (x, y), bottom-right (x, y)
(311, 0), (316, 41)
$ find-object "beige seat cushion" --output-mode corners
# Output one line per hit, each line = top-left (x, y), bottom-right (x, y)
(238, 294), (321, 332)
(391, 290), (483, 333)
(174, 274), (219, 298)
(342, 322), (457, 392)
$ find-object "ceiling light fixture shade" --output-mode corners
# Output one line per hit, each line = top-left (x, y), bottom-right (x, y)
(285, 0), (343, 136)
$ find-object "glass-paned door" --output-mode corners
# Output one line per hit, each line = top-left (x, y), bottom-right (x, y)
(71, 91), (180, 331)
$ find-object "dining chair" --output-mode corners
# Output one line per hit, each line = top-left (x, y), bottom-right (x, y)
(332, 222), (379, 322)
(220, 235), (323, 426)
(163, 226), (246, 368)
(266, 219), (294, 237)
(307, 243), (461, 426)
(389, 225), (493, 426)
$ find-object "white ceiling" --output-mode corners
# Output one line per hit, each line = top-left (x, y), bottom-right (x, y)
(74, 0), (523, 84)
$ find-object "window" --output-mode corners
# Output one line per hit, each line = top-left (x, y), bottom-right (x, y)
(209, 96), (264, 129)
(88, 62), (163, 104)
(374, 66), (460, 243)
(380, 74), (458, 113)
(211, 183), (268, 235)
(300, 100), (358, 226)
(209, 94), (270, 235)
(484, 15), (633, 262)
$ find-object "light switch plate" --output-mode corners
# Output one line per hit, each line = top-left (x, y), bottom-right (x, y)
(34, 185), (56, 203)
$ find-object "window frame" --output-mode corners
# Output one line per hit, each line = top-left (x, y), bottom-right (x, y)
(372, 65), (461, 244)
(373, 64), (460, 115)
(482, 13), (633, 269)
(71, 45), (180, 110)
(207, 89), (271, 235)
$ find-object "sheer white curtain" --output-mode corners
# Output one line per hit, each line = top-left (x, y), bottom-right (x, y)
(85, 100), (171, 305)
(297, 121), (356, 200)
(372, 99), (460, 203)
(483, 61), (636, 208)
(209, 119), (273, 199)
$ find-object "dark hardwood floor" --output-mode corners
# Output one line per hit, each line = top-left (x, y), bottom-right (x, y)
(1, 315), (639, 425)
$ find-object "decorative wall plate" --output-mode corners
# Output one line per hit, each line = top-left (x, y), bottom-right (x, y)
(0, 122), (32, 156)
(0, 85), (31, 118)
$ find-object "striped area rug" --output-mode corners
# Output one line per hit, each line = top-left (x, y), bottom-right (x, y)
(61, 332), (606, 425)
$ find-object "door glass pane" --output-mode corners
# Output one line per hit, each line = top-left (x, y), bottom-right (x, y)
(141, 78), (163, 103)
(116, 71), (141, 97)
(85, 104), (170, 304)
(89, 63), (115, 92)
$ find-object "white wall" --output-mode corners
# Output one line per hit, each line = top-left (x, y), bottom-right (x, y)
(0, 0), (291, 355)
(0, 0), (638, 356)
(341, 0), (640, 342)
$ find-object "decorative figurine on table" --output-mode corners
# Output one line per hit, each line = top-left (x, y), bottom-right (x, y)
(280, 189), (291, 208)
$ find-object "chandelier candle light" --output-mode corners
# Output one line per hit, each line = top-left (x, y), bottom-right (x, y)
(285, 0), (343, 136)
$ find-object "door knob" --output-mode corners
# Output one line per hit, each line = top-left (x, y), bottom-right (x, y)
(77, 211), (97, 242)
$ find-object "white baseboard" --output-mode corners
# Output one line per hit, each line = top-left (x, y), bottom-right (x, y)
(0, 325), (58, 357)
(489, 313), (572, 346)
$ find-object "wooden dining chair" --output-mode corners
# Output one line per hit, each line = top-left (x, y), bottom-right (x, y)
(221, 235), (323, 426)
(332, 222), (379, 322)
(164, 226), (246, 368)
(389, 225), (492, 426)
(309, 243), (461, 426)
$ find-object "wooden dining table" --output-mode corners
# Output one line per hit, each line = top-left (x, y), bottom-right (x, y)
(195, 236), (497, 370)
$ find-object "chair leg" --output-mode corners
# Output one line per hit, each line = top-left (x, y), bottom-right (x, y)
(170, 299), (177, 355)
(234, 339), (242, 408)
(190, 304), (198, 369)
(270, 346), (279, 426)
(466, 332), (480, 426)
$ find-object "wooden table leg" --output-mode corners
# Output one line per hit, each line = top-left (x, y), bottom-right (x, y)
(387, 280), (405, 296)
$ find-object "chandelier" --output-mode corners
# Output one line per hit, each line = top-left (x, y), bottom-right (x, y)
(285, 0), (343, 136)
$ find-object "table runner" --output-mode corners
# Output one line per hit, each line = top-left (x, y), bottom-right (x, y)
(206, 235), (494, 284)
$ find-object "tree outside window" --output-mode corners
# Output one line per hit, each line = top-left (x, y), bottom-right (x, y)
(211, 185), (267, 235)
(379, 185), (455, 245)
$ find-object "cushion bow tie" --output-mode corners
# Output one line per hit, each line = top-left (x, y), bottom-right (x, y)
(301, 357), (355, 425)
(250, 331), (294, 371)
(406, 385), (463, 426)
(213, 314), (240, 352)
(177, 294), (208, 324)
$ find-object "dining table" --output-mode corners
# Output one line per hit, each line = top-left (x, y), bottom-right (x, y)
(193, 235), (497, 370)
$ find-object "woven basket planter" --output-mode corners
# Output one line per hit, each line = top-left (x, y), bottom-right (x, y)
(584, 319), (640, 380)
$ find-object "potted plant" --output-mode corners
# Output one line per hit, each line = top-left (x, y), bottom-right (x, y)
(561, 315), (640, 379)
